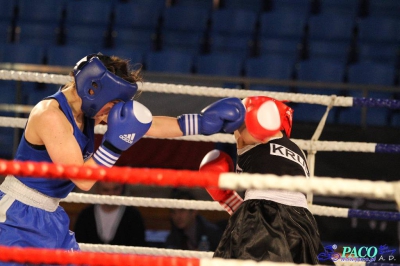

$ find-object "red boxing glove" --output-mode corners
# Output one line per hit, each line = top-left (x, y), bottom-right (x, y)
(199, 149), (243, 215)
(244, 96), (293, 141)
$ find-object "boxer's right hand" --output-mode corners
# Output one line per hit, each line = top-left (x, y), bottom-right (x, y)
(93, 100), (152, 167)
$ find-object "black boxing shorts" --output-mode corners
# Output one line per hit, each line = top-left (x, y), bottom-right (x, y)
(213, 199), (334, 265)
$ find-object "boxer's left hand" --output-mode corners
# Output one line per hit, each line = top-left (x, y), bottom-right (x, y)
(93, 100), (152, 167)
(200, 149), (243, 215)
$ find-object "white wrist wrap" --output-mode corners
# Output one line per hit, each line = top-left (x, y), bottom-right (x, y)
(93, 145), (120, 168)
(179, 114), (200, 135)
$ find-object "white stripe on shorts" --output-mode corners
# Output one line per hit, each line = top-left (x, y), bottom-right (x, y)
(0, 193), (14, 223)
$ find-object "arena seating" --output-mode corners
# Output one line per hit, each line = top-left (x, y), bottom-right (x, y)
(0, 0), (399, 127)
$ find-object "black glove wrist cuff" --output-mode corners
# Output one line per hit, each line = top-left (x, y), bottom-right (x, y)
(103, 140), (122, 155)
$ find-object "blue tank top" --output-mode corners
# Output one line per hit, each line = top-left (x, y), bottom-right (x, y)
(15, 90), (95, 198)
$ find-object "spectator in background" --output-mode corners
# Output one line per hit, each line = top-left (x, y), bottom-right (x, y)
(164, 189), (223, 251)
(74, 181), (146, 246)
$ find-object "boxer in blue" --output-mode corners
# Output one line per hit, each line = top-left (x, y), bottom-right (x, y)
(0, 53), (245, 263)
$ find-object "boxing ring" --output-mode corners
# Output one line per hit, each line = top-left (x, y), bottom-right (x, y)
(0, 69), (400, 265)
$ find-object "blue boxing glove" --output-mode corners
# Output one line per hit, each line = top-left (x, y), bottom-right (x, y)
(177, 97), (245, 135)
(93, 100), (152, 167)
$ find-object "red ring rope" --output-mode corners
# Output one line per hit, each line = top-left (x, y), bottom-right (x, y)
(0, 245), (200, 266)
(0, 159), (220, 188)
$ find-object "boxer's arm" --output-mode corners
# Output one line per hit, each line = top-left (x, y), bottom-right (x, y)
(146, 98), (245, 138)
(145, 116), (184, 138)
(30, 103), (96, 190)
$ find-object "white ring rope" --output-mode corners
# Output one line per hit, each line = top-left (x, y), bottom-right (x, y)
(0, 70), (354, 107)
(79, 243), (214, 258)
(0, 70), (70, 84)
(60, 173), (400, 212)
(64, 193), (224, 211)
(63, 193), (350, 218)
(0, 116), (378, 152)
(218, 173), (400, 205)
(140, 82), (353, 106)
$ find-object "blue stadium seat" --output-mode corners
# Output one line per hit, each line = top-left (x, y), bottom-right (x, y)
(101, 48), (144, 66)
(271, 0), (311, 15)
(0, 21), (12, 43)
(356, 42), (398, 66)
(17, 0), (65, 24)
(296, 59), (346, 84)
(46, 45), (95, 67)
(209, 33), (254, 58)
(24, 84), (60, 106)
(347, 62), (396, 86)
(194, 53), (244, 88)
(365, 91), (394, 127)
(162, 6), (209, 32)
(259, 10), (307, 40)
(221, 0), (264, 13)
(0, 43), (45, 64)
(258, 37), (301, 60)
(294, 59), (345, 123)
(318, 0), (359, 17)
(0, 0), (16, 23)
(357, 17), (400, 44)
(161, 31), (205, 54)
(210, 8), (257, 36)
(64, 24), (108, 50)
(16, 22), (60, 46)
(0, 79), (18, 159)
(307, 13), (356, 43)
(209, 8), (257, 56)
(368, 0), (400, 18)
(113, 2), (163, 31)
(65, 1), (113, 27)
(145, 50), (194, 74)
(336, 90), (363, 126)
(346, 62), (396, 126)
(0, 80), (17, 104)
(129, 0), (166, 11)
(172, 0), (214, 10)
(307, 40), (350, 64)
(244, 55), (295, 92)
(160, 6), (210, 53)
(112, 28), (156, 52)
(0, 130), (16, 158)
(390, 111), (400, 127)
(195, 53), (243, 77)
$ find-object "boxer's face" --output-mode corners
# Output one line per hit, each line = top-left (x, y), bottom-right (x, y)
(93, 100), (119, 122)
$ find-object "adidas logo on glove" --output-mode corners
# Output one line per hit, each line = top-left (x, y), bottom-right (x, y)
(119, 133), (136, 144)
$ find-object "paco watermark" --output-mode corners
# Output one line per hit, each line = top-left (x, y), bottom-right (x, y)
(318, 244), (397, 262)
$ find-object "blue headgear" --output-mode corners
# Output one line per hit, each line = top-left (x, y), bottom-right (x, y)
(73, 54), (138, 118)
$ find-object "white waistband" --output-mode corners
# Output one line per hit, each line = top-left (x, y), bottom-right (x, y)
(244, 189), (308, 209)
(0, 176), (61, 212)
